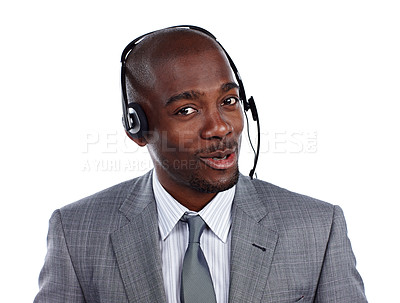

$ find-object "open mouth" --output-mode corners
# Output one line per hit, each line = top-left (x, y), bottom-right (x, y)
(212, 155), (228, 160)
(199, 152), (236, 170)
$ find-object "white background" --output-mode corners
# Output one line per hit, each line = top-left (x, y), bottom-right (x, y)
(1, 0), (399, 301)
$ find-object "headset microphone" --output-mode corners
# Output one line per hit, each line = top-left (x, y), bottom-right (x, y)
(121, 25), (261, 179)
(247, 97), (260, 179)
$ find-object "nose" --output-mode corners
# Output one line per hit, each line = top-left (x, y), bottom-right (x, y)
(200, 109), (233, 140)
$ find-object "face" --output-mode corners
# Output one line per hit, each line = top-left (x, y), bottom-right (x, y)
(142, 46), (244, 195)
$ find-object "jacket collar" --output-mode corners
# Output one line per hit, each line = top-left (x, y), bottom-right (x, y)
(229, 174), (279, 302)
(111, 170), (167, 303)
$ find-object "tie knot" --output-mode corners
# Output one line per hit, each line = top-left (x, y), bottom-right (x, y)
(182, 214), (206, 243)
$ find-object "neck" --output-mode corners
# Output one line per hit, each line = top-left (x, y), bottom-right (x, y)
(171, 189), (216, 212)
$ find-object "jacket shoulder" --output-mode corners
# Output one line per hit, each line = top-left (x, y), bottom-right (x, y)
(239, 175), (337, 226)
(56, 171), (152, 231)
(252, 177), (333, 209)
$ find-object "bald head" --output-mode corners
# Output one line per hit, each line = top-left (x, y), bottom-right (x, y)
(124, 28), (227, 104)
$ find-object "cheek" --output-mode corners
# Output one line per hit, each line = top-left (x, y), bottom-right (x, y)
(170, 131), (201, 154)
(232, 110), (244, 133)
(159, 119), (201, 149)
(151, 126), (199, 157)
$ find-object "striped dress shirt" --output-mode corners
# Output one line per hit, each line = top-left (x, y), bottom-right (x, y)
(152, 172), (235, 303)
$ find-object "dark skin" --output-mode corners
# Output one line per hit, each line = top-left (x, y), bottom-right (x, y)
(129, 30), (244, 211)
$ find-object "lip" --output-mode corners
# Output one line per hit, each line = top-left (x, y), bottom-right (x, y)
(199, 150), (237, 170)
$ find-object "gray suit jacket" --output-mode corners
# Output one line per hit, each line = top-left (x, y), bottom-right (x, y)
(35, 171), (367, 302)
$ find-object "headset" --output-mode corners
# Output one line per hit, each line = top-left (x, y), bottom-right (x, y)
(121, 25), (260, 179)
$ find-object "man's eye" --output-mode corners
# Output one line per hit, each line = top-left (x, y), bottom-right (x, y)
(222, 97), (239, 106)
(176, 107), (197, 116)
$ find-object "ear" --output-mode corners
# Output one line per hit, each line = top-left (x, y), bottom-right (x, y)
(125, 130), (148, 146)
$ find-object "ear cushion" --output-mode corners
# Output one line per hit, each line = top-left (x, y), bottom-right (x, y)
(126, 102), (148, 139)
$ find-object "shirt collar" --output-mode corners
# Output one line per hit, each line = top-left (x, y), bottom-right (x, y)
(152, 171), (235, 243)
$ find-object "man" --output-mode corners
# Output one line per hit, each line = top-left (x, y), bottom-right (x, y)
(35, 26), (367, 302)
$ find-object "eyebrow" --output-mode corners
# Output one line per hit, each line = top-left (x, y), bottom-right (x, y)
(166, 90), (203, 106)
(221, 82), (239, 92)
(165, 82), (239, 106)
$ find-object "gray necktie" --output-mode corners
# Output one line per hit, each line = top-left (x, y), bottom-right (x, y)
(180, 214), (217, 303)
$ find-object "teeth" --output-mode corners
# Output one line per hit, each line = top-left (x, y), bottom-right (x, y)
(212, 155), (228, 161)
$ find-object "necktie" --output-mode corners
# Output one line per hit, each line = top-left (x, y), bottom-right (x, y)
(180, 214), (217, 303)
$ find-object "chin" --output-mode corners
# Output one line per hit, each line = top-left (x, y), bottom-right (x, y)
(189, 167), (239, 193)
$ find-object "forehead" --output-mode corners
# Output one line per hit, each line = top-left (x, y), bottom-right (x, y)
(126, 29), (236, 103)
(152, 47), (235, 99)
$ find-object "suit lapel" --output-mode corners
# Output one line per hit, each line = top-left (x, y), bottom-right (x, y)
(229, 175), (279, 303)
(110, 171), (166, 303)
